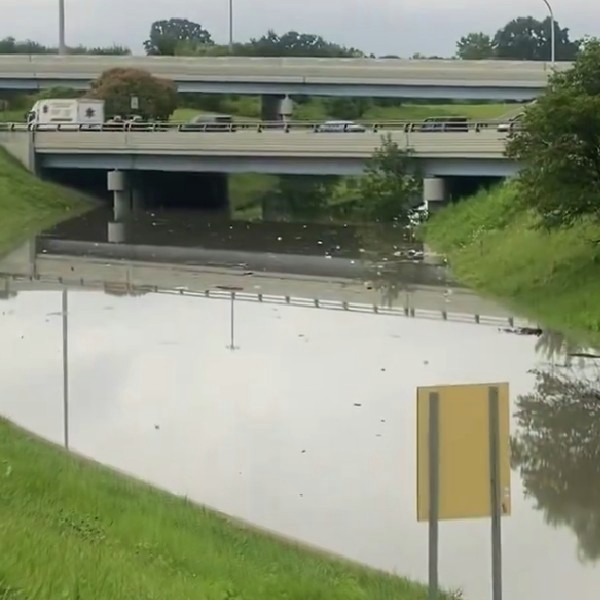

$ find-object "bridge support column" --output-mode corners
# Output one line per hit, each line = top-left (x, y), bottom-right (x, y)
(107, 170), (130, 243)
(107, 170), (130, 220)
(423, 177), (448, 214)
(260, 94), (293, 126)
(107, 221), (126, 243)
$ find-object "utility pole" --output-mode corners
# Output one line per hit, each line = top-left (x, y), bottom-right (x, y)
(228, 0), (234, 54)
(58, 0), (66, 55)
(541, 0), (555, 63)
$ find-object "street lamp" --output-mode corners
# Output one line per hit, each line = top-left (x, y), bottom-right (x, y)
(227, 293), (239, 350)
(541, 0), (555, 63)
(228, 0), (234, 54)
(62, 289), (70, 449)
(58, 0), (66, 55)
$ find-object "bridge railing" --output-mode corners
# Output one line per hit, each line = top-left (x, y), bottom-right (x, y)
(0, 119), (515, 134)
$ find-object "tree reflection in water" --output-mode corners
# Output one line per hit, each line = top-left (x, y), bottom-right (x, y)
(512, 366), (600, 562)
(534, 330), (586, 367)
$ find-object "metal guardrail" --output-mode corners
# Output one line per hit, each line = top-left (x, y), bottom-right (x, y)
(5, 273), (532, 329)
(0, 119), (515, 134)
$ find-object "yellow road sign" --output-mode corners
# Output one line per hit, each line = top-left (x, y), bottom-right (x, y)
(416, 382), (511, 522)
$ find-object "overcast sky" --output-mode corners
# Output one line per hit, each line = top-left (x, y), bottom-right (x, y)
(1, 0), (598, 56)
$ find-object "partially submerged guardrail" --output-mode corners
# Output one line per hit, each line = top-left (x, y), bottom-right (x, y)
(0, 119), (515, 134)
(4, 273), (532, 329)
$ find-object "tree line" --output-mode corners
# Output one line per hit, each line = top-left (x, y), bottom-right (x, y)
(0, 15), (584, 61)
(456, 16), (580, 61)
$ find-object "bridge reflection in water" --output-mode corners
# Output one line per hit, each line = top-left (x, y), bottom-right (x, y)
(0, 207), (529, 328)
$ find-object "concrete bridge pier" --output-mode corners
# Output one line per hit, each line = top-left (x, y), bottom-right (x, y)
(423, 177), (448, 214)
(107, 170), (130, 220)
(260, 94), (293, 126)
(107, 170), (131, 243)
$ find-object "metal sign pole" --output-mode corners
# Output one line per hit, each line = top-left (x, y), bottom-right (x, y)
(62, 289), (69, 450)
(428, 391), (440, 600)
(488, 386), (503, 600)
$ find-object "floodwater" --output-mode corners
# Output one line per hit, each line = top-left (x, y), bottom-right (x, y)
(1, 207), (600, 600)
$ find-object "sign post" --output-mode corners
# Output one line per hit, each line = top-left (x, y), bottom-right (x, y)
(416, 383), (510, 600)
(488, 386), (503, 600)
(428, 391), (440, 600)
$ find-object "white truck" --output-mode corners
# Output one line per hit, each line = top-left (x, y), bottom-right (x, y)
(27, 98), (105, 130)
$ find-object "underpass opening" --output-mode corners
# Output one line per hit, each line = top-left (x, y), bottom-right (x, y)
(40, 168), (230, 211)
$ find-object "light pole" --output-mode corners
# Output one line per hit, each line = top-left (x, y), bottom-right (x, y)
(227, 293), (239, 350)
(58, 0), (66, 55)
(62, 289), (70, 449)
(228, 0), (234, 54)
(541, 0), (555, 63)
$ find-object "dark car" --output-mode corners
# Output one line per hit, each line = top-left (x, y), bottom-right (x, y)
(419, 116), (470, 132)
(180, 114), (236, 132)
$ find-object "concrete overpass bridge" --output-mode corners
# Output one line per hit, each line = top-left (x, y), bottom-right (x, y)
(1, 122), (514, 177)
(0, 121), (514, 210)
(0, 55), (567, 101)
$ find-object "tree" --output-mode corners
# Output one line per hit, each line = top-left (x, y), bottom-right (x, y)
(324, 97), (372, 120)
(0, 36), (130, 55)
(144, 18), (213, 56)
(512, 367), (600, 561)
(506, 39), (600, 226)
(87, 68), (177, 120)
(36, 86), (82, 100)
(455, 33), (496, 60)
(243, 30), (364, 58)
(356, 134), (422, 222)
(263, 176), (339, 219)
(0, 37), (47, 54)
(494, 16), (580, 61)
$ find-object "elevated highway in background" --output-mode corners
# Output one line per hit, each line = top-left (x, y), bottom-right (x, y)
(0, 55), (569, 100)
(1, 122), (516, 177)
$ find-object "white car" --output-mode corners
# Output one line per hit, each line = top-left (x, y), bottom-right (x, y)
(497, 112), (524, 133)
(317, 120), (366, 133)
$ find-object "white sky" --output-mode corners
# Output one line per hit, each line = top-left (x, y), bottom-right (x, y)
(1, 0), (597, 56)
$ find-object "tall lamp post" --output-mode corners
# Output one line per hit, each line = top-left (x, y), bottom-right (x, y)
(541, 0), (555, 63)
(62, 289), (70, 449)
(228, 0), (234, 54)
(58, 0), (66, 55)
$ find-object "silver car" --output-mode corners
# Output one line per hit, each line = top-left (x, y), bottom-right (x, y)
(317, 120), (366, 133)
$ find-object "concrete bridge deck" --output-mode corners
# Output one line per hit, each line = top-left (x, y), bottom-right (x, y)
(0, 124), (514, 176)
(0, 55), (568, 99)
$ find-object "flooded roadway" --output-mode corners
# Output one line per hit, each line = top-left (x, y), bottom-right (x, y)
(1, 208), (599, 599)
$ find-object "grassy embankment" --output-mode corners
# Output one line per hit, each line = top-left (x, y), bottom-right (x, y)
(0, 149), (90, 256)
(424, 183), (600, 344)
(0, 420), (441, 600)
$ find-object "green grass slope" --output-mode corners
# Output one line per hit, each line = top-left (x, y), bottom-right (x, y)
(0, 418), (442, 600)
(424, 184), (600, 343)
(0, 149), (90, 255)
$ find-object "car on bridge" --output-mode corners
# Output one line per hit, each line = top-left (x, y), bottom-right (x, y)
(317, 120), (367, 133)
(497, 113), (523, 133)
(180, 114), (237, 132)
(419, 116), (470, 132)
